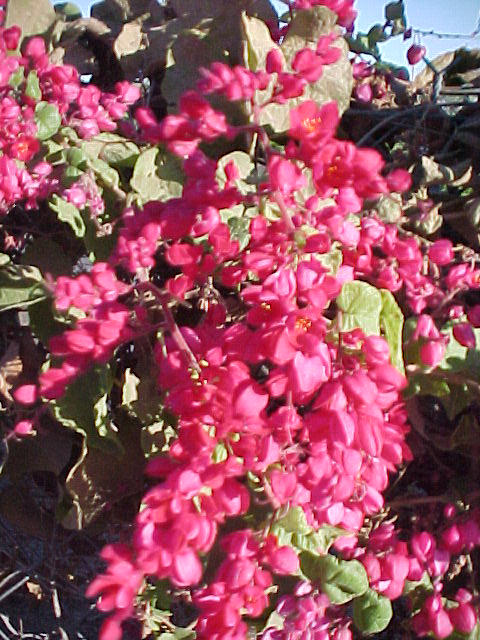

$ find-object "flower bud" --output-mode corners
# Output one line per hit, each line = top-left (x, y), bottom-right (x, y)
(354, 83), (373, 103)
(407, 44), (426, 65)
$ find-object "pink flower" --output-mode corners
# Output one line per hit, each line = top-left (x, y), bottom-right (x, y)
(407, 44), (426, 65)
(267, 546), (299, 575)
(449, 603), (477, 634)
(420, 341), (446, 367)
(354, 83), (373, 103)
(268, 154), (306, 195)
(13, 384), (38, 405)
(289, 100), (339, 146)
(266, 48), (284, 73)
(14, 420), (34, 436)
(292, 48), (325, 83)
(428, 239), (454, 266)
(453, 322), (476, 348)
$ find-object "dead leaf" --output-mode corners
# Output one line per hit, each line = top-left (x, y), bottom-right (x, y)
(26, 581), (43, 600)
(0, 343), (22, 405)
(114, 20), (143, 58)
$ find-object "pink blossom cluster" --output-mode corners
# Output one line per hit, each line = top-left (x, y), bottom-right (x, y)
(86, 544), (144, 640)
(8, 4), (480, 639)
(63, 175), (105, 217)
(113, 152), (243, 278)
(54, 263), (130, 313)
(261, 582), (352, 640)
(135, 91), (234, 157)
(194, 530), (299, 639)
(39, 302), (134, 399)
(198, 35), (341, 107)
(346, 514), (480, 639)
(51, 28), (422, 638)
(0, 26), (140, 213)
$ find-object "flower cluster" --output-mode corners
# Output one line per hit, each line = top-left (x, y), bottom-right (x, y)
(5, 3), (480, 640)
(0, 26), (139, 213)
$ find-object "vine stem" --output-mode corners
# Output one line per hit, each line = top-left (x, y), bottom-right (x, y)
(389, 489), (480, 510)
(159, 295), (202, 374)
(272, 190), (296, 235)
(136, 276), (201, 374)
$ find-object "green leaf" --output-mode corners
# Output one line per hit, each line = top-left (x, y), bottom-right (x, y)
(54, 2), (82, 20)
(61, 410), (147, 529)
(274, 506), (312, 535)
(20, 237), (73, 278)
(82, 133), (139, 168)
(42, 139), (65, 164)
(403, 572), (433, 613)
(337, 281), (382, 335)
(9, 67), (25, 90)
(0, 255), (46, 312)
(52, 365), (120, 451)
(62, 165), (84, 187)
(385, 1), (405, 21)
(376, 193), (403, 223)
(49, 195), (86, 237)
(227, 216), (251, 251)
(368, 24), (388, 46)
(158, 630), (195, 640)
(35, 101), (61, 140)
(353, 589), (393, 634)
(122, 368), (139, 407)
(379, 290), (404, 373)
(242, 12), (284, 72)
(131, 148), (183, 202)
(212, 441), (228, 463)
(25, 71), (41, 101)
(300, 552), (369, 604)
(439, 322), (480, 377)
(66, 147), (87, 168)
(346, 33), (379, 57)
(292, 526), (348, 554)
(87, 157), (120, 190)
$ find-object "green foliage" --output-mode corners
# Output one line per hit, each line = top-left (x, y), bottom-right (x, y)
(35, 102), (62, 140)
(49, 195), (86, 237)
(337, 281), (404, 371)
(131, 148), (183, 203)
(25, 71), (41, 102)
(337, 280), (382, 335)
(380, 289), (405, 373)
(0, 254), (46, 312)
(352, 589), (393, 634)
(300, 551), (369, 604)
(52, 364), (121, 451)
(271, 507), (349, 555)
